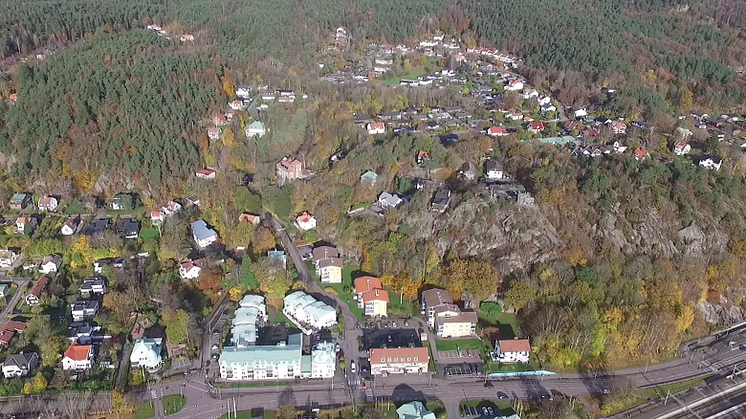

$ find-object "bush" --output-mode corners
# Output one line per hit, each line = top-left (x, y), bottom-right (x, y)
(324, 287), (339, 296)
(480, 301), (502, 318)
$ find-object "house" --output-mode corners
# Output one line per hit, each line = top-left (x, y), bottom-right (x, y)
(111, 193), (133, 211)
(317, 258), (343, 283)
(179, 259), (203, 279)
(431, 189), (451, 213)
(115, 218), (141, 239)
(378, 192), (404, 209)
(676, 127), (693, 141)
(295, 211), (317, 231)
(360, 170), (379, 186)
(9, 193), (31, 210)
(80, 276), (106, 296)
(93, 258), (115, 273)
(38, 196), (59, 212)
(235, 87), (251, 98)
(39, 254), (62, 274)
(150, 209), (165, 224)
(162, 201), (182, 215)
(277, 95), (295, 103)
(673, 141), (691, 156)
(611, 121), (627, 134)
(416, 151), (431, 166)
(574, 109), (588, 119)
(180, 34), (194, 42)
(612, 141), (628, 154)
(367, 122), (386, 135)
(0, 249), (20, 269)
(229, 100), (245, 110)
(238, 213), (261, 225)
(528, 122), (546, 134)
(84, 218), (111, 236)
(421, 288), (477, 338)
(66, 322), (99, 343)
(62, 343), (94, 371)
(196, 168), (216, 179)
(505, 80), (524, 91)
(267, 249), (287, 270)
(354, 276), (389, 317)
(370, 347), (429, 375)
(244, 121), (266, 137)
(0, 322), (26, 347)
(71, 300), (100, 322)
(2, 352), (39, 378)
(460, 162), (476, 180)
(15, 217), (37, 234)
(487, 126), (508, 137)
(484, 159), (504, 180)
(276, 157), (304, 183)
(191, 220), (218, 248)
(0, 284), (8, 297)
(61, 217), (81, 235)
(492, 338), (531, 363)
(634, 148), (650, 161)
(699, 155), (723, 171)
(25, 277), (49, 306)
(207, 128), (221, 141)
(397, 401), (436, 419)
(283, 291), (337, 333)
(261, 91), (276, 101)
(213, 113), (227, 127)
(130, 338), (163, 371)
(507, 113), (523, 121)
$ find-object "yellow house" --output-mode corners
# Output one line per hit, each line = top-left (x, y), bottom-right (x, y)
(354, 276), (389, 317)
(434, 306), (477, 338)
(318, 258), (343, 283)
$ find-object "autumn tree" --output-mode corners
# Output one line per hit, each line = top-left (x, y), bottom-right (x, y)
(162, 308), (189, 344)
(41, 335), (67, 367)
(253, 226), (276, 254)
(441, 258), (499, 302)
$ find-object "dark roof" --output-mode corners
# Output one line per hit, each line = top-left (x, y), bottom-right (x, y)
(4, 352), (37, 368)
(84, 218), (111, 235)
(484, 159), (502, 171)
(432, 189), (451, 205)
(115, 218), (141, 236)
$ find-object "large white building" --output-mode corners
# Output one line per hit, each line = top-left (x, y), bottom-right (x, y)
(283, 291), (337, 334)
(219, 334), (336, 381)
(130, 338), (163, 371)
(492, 338), (531, 364)
(230, 295), (269, 347)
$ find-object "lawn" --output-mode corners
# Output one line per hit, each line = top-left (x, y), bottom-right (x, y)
(274, 310), (292, 324)
(477, 310), (519, 339)
(381, 57), (443, 85)
(229, 383), (261, 388)
(133, 402), (155, 419)
(601, 375), (709, 415)
(162, 395), (186, 415)
(218, 410), (276, 419)
(311, 263), (365, 320)
(435, 338), (483, 351)
(140, 226), (159, 242)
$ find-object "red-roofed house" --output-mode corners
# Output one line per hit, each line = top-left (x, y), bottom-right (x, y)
(370, 347), (429, 375)
(38, 196), (59, 212)
(528, 122), (547, 134)
(150, 209), (165, 224)
(238, 213), (261, 225)
(416, 151), (431, 166)
(295, 211), (317, 231)
(62, 343), (94, 371)
(196, 168), (216, 179)
(25, 277), (49, 307)
(487, 126), (508, 137)
(353, 276), (389, 317)
(611, 121), (627, 135)
(673, 141), (691, 156)
(0, 321), (26, 347)
(213, 113), (227, 127)
(179, 259), (202, 279)
(367, 122), (386, 135)
(492, 338), (531, 363)
(276, 157), (304, 183)
(634, 148), (650, 161)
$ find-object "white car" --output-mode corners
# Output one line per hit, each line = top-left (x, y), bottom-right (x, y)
(350, 361), (357, 374)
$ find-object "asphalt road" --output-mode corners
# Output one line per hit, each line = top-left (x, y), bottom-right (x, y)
(0, 278), (30, 321)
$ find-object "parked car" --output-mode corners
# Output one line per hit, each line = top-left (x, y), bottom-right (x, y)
(484, 381), (494, 388)
(350, 361), (357, 374)
(487, 407), (494, 416)
(481, 407), (489, 416)
(497, 392), (509, 400)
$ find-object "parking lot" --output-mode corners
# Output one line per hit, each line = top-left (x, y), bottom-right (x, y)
(362, 328), (422, 351)
(442, 362), (484, 377)
(438, 348), (482, 361)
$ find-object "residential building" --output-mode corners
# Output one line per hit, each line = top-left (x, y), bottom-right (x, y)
(71, 300), (100, 322)
(16, 217), (37, 234)
(0, 284), (8, 297)
(484, 159), (504, 180)
(431, 189), (451, 213)
(25, 277), (49, 306)
(79, 276), (107, 296)
(116, 218), (141, 239)
(191, 220), (218, 248)
(0, 249), (20, 269)
(276, 157), (304, 183)
(196, 168), (216, 179)
(61, 217), (81, 236)
(62, 343), (94, 371)
(317, 258), (343, 283)
(369, 347), (429, 375)
(460, 162), (476, 180)
(84, 218), (111, 236)
(9, 193), (30, 210)
(634, 148), (650, 161)
(267, 249), (287, 270)
(213, 113), (227, 127)
(110, 193), (133, 211)
(219, 334), (304, 381)
(39, 254), (62, 274)
(179, 259), (203, 279)
(162, 201), (182, 215)
(283, 291), (337, 334)
(378, 192), (404, 209)
(66, 322), (99, 343)
(611, 121), (627, 135)
(38, 196), (59, 212)
(417, 151), (431, 166)
(150, 209), (165, 224)
(700, 155), (723, 171)
(354, 276), (389, 317)
(528, 122), (546, 134)
(0, 322), (26, 347)
(574, 109), (588, 119)
(239, 213), (261, 225)
(676, 127), (693, 141)
(504, 80), (523, 91)
(130, 338), (163, 371)
(207, 127), (221, 141)
(397, 401), (436, 419)
(295, 211), (317, 231)
(492, 338), (531, 364)
(360, 170), (379, 186)
(245, 121), (266, 137)
(673, 141), (691, 156)
(421, 288), (478, 338)
(2, 352), (39, 378)
(367, 122), (386, 135)
(487, 126), (508, 137)
(310, 341), (336, 378)
(421, 288), (453, 327)
(230, 295), (268, 347)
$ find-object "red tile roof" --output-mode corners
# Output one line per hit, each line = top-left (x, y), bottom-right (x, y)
(370, 347), (429, 364)
(362, 288), (389, 303)
(497, 338), (531, 353)
(64, 343), (92, 361)
(354, 276), (382, 294)
(28, 277), (49, 298)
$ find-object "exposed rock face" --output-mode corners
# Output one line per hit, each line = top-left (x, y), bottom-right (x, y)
(697, 300), (744, 326)
(678, 222), (729, 256)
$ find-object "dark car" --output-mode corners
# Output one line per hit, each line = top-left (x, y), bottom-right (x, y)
(497, 392), (509, 400)
(739, 345), (746, 353)
(484, 381), (494, 388)
(486, 407), (494, 416)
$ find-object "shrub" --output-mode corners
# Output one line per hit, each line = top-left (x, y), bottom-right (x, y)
(325, 287), (339, 296)
(480, 301), (502, 318)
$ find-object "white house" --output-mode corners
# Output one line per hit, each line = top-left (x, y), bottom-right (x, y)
(39, 255), (62, 275)
(673, 141), (691, 156)
(191, 220), (218, 248)
(505, 80), (524, 91)
(179, 259), (202, 279)
(492, 338), (531, 363)
(162, 201), (182, 215)
(2, 352), (39, 378)
(378, 192), (404, 209)
(235, 87), (251, 98)
(62, 344), (94, 371)
(244, 121), (266, 137)
(0, 249), (20, 269)
(294, 211), (317, 231)
(79, 276), (107, 296)
(367, 122), (386, 135)
(130, 338), (163, 371)
(574, 109), (588, 119)
(196, 168), (216, 179)
(699, 155), (723, 171)
(283, 291), (337, 333)
(310, 341), (336, 378)
(38, 196), (59, 212)
(484, 159), (504, 180)
(71, 300), (100, 322)
(61, 217), (81, 236)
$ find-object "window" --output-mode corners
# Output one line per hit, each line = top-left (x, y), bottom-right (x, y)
(414, 357), (418, 361)
(381, 358), (385, 362)
(388, 358), (392, 362)
(394, 357), (398, 362)
(407, 357), (411, 361)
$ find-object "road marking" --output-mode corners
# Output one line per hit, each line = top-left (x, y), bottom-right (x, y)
(151, 390), (157, 399)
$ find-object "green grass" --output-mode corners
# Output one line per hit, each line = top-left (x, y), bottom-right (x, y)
(311, 263), (365, 320)
(217, 411), (258, 419)
(133, 402), (156, 419)
(140, 226), (159, 242)
(229, 383), (261, 388)
(274, 310), (292, 324)
(435, 338), (483, 351)
(350, 202), (370, 211)
(601, 375), (709, 415)
(162, 395), (186, 415)
(459, 400), (514, 417)
(477, 311), (519, 339)
(263, 381), (291, 387)
(381, 57), (442, 85)
(62, 201), (85, 215)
